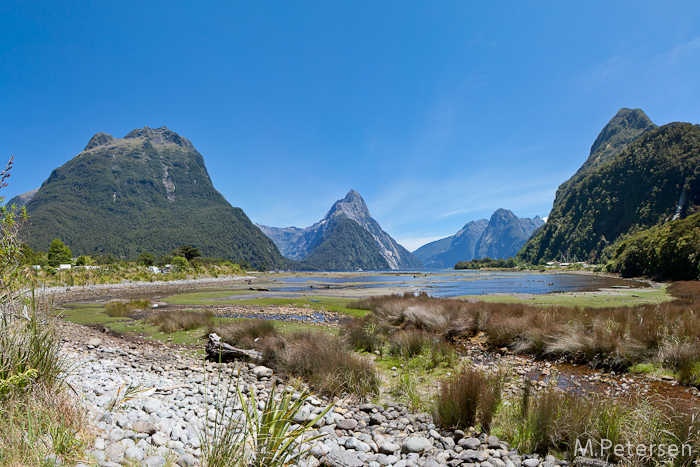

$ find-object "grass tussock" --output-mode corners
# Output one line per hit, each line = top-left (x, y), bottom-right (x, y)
(281, 331), (380, 398)
(104, 299), (150, 317)
(147, 310), (213, 333)
(495, 383), (700, 465)
(434, 368), (504, 433)
(211, 319), (380, 398)
(350, 291), (700, 382)
(1, 297), (86, 466)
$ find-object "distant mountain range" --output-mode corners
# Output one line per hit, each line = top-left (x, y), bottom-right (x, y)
(15, 127), (288, 269)
(518, 109), (700, 266)
(413, 209), (543, 268)
(257, 190), (423, 271)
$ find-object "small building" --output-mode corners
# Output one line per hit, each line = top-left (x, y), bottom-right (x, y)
(58, 264), (72, 270)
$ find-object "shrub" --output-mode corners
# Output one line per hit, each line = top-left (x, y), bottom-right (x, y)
(104, 299), (150, 317)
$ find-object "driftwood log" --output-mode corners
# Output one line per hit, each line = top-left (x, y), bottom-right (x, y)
(205, 333), (262, 363)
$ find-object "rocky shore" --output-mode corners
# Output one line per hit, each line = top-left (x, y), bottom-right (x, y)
(58, 320), (563, 467)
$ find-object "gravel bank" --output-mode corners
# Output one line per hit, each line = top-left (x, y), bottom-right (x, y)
(57, 320), (565, 467)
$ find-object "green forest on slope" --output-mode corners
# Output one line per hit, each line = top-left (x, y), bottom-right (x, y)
(23, 129), (288, 270)
(609, 211), (700, 280)
(518, 123), (700, 264)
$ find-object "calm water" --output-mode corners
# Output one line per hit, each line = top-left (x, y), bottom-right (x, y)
(272, 270), (647, 297)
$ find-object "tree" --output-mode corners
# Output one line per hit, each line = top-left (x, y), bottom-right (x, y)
(137, 252), (155, 266)
(171, 256), (188, 271)
(175, 245), (201, 262)
(47, 239), (72, 267)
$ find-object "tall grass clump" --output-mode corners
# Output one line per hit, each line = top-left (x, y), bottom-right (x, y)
(344, 315), (387, 354)
(147, 309), (213, 332)
(282, 331), (380, 398)
(0, 159), (86, 465)
(434, 367), (504, 432)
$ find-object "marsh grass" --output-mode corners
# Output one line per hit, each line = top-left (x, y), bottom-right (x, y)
(433, 367), (504, 432)
(147, 309), (213, 333)
(104, 299), (150, 317)
(282, 331), (380, 398)
(351, 291), (700, 382)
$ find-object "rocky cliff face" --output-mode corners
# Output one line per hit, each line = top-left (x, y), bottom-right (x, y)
(414, 210), (543, 268)
(258, 190), (423, 270)
(19, 126), (287, 269)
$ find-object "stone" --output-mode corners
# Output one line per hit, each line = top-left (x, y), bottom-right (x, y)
(87, 338), (101, 347)
(322, 450), (365, 467)
(459, 437), (482, 450)
(460, 450), (486, 463)
(133, 420), (158, 434)
(104, 442), (125, 461)
(252, 366), (274, 378)
(488, 435), (501, 449)
(402, 436), (432, 454)
(294, 406), (311, 423)
(379, 442), (399, 454)
(108, 428), (126, 443)
(336, 418), (358, 430)
(151, 432), (168, 446)
(144, 456), (168, 467)
(370, 413), (386, 425)
(143, 399), (162, 414)
(178, 453), (197, 466)
(94, 437), (106, 450)
(523, 460), (540, 467)
(124, 446), (145, 462)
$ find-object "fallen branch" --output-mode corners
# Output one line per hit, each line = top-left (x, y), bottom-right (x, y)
(205, 333), (262, 363)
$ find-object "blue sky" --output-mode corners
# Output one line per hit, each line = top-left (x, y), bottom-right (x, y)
(2, 2), (700, 251)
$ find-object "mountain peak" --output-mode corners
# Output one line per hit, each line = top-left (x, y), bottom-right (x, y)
(342, 189), (365, 205)
(123, 126), (195, 150)
(84, 132), (116, 151)
(589, 108), (656, 157)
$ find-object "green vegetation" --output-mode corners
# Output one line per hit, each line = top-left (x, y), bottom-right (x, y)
(47, 238), (72, 267)
(0, 160), (86, 466)
(455, 256), (518, 269)
(554, 108), (657, 204)
(21, 127), (289, 270)
(201, 379), (331, 467)
(520, 122), (700, 264)
(608, 211), (700, 280)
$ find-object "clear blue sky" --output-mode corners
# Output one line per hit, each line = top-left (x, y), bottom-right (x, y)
(2, 2), (700, 251)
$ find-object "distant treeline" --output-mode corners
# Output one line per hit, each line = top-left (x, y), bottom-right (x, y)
(454, 257), (517, 270)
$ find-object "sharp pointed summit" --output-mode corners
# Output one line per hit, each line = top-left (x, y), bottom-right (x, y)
(257, 190), (422, 270)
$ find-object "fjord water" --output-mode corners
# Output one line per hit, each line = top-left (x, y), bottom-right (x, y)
(273, 270), (647, 297)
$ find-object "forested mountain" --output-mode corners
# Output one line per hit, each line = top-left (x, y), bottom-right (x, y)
(518, 122), (700, 264)
(19, 126), (288, 269)
(413, 210), (543, 268)
(258, 190), (422, 270)
(554, 108), (657, 206)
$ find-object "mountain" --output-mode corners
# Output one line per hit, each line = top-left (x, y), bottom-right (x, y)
(5, 187), (39, 208)
(413, 220), (488, 268)
(474, 209), (545, 259)
(257, 190), (423, 270)
(554, 108), (656, 206)
(19, 126), (287, 269)
(413, 210), (543, 268)
(518, 122), (700, 264)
